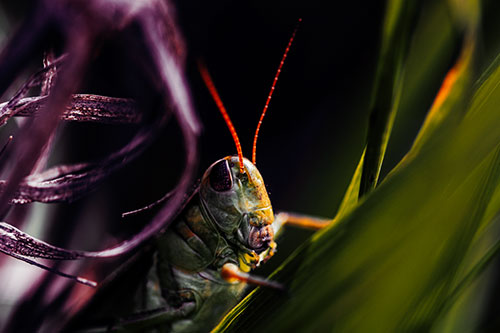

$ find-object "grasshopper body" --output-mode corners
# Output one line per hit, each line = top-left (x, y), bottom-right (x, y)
(103, 155), (276, 331)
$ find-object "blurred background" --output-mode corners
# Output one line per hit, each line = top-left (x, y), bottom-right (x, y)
(0, 0), (500, 331)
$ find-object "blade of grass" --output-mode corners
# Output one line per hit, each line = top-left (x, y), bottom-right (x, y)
(383, 0), (461, 176)
(358, 0), (417, 197)
(335, 0), (466, 219)
(436, 224), (500, 331)
(334, 149), (365, 220)
(395, 34), (475, 169)
(334, 0), (418, 220)
(387, 0), (479, 174)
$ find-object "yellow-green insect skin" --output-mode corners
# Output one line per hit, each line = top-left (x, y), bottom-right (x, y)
(119, 156), (276, 332)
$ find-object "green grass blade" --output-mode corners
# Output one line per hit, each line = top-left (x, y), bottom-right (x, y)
(383, 0), (463, 176)
(335, 0), (468, 219)
(358, 0), (417, 197)
(437, 230), (500, 330)
(387, 0), (479, 175)
(334, 149), (365, 220)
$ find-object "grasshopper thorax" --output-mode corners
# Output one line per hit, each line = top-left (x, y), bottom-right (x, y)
(200, 156), (274, 269)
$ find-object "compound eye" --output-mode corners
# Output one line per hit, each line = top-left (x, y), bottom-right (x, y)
(209, 159), (233, 192)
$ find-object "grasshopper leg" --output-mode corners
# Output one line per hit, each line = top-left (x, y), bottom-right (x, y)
(259, 212), (331, 262)
(274, 212), (331, 234)
(221, 263), (284, 290)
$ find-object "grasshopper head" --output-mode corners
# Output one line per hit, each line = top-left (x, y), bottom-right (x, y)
(200, 156), (275, 269)
(198, 32), (298, 269)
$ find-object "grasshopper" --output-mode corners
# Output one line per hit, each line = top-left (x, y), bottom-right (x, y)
(65, 20), (330, 332)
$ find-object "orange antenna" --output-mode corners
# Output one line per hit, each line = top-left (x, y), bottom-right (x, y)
(252, 18), (301, 165)
(198, 61), (245, 173)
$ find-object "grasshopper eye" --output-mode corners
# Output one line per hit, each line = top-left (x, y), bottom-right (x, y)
(209, 159), (233, 192)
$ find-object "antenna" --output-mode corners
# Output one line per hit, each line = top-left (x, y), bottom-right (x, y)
(252, 18), (301, 165)
(198, 62), (245, 173)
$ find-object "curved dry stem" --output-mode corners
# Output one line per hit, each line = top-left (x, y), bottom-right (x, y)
(0, 94), (140, 126)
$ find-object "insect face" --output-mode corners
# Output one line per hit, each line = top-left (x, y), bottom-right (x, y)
(200, 155), (274, 268)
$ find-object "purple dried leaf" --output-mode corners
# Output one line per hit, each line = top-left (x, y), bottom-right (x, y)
(0, 94), (141, 126)
(0, 29), (92, 219)
(0, 221), (97, 285)
(0, 183), (198, 262)
(41, 51), (58, 96)
(0, 122), (161, 204)
(0, 248), (97, 287)
(0, 222), (81, 260)
(1, 55), (67, 115)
